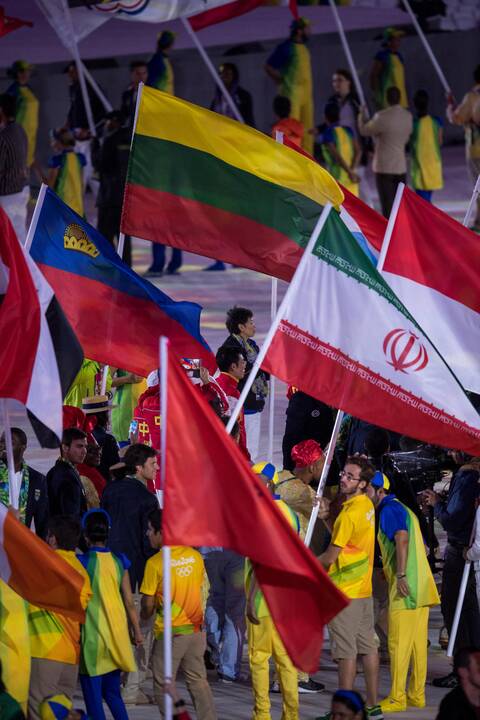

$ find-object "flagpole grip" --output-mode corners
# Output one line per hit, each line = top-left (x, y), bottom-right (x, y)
(304, 409), (344, 548)
(226, 204), (333, 435)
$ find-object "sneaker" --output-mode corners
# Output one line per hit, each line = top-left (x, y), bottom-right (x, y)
(407, 697), (425, 708)
(298, 678), (325, 693)
(432, 671), (458, 688)
(217, 672), (234, 684)
(366, 704), (384, 719)
(270, 680), (280, 693)
(203, 261), (226, 271)
(379, 697), (405, 713)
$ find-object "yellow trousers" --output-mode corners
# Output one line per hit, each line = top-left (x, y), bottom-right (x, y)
(288, 88), (313, 156)
(387, 606), (429, 707)
(247, 616), (299, 720)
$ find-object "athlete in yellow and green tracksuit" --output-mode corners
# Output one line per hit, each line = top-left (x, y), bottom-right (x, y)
(147, 30), (175, 95)
(371, 28), (408, 110)
(369, 473), (439, 714)
(7, 60), (39, 168)
(266, 18), (313, 154)
(247, 463), (300, 720)
(320, 116), (360, 197)
(410, 90), (443, 202)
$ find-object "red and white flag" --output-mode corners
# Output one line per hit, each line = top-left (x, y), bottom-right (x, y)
(381, 187), (480, 394)
(262, 208), (480, 455)
(0, 208), (83, 446)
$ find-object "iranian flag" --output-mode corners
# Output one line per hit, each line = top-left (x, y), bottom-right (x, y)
(380, 186), (480, 394)
(262, 208), (480, 455)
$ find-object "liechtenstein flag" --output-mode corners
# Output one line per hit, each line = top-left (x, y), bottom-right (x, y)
(29, 187), (214, 375)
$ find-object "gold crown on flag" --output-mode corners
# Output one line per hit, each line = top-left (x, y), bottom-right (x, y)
(64, 223), (99, 258)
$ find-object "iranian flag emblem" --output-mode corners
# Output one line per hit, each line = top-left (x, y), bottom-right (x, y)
(262, 209), (480, 455)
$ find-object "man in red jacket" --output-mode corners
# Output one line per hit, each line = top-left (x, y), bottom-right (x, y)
(214, 346), (250, 461)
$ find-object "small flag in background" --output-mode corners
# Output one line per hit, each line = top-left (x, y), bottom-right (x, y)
(262, 209), (480, 455)
(29, 188), (214, 375)
(381, 186), (480, 394)
(0, 208), (83, 447)
(163, 348), (348, 674)
(0, 504), (88, 621)
(0, 7), (33, 39)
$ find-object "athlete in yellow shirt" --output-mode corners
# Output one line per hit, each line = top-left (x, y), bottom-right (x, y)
(140, 508), (217, 720)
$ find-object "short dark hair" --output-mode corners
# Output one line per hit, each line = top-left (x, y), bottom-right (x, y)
(386, 86), (401, 105)
(216, 346), (244, 373)
(123, 443), (157, 474)
(365, 428), (389, 458)
(225, 306), (253, 335)
(454, 646), (480, 676)
(325, 101), (340, 124)
(83, 511), (109, 543)
(345, 456), (375, 485)
(0, 94), (16, 119)
(474, 65), (480, 84)
(11, 427), (27, 447)
(219, 62), (239, 83)
(62, 427), (87, 446)
(334, 68), (353, 85)
(332, 690), (366, 720)
(273, 95), (291, 119)
(130, 60), (147, 71)
(147, 507), (162, 533)
(47, 515), (81, 551)
(94, 411), (109, 428)
(413, 89), (429, 116)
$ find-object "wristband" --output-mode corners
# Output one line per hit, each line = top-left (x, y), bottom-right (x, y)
(397, 574), (406, 579)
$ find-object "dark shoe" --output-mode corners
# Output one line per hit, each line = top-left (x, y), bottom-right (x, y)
(217, 672), (234, 684)
(432, 671), (458, 688)
(298, 678), (325, 693)
(204, 261), (226, 271)
(144, 268), (163, 278)
(166, 269), (181, 276)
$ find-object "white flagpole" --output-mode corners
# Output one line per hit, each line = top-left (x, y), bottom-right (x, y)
(304, 409), (344, 547)
(24, 183), (48, 251)
(401, 0), (451, 95)
(81, 63), (113, 113)
(226, 203), (333, 435)
(0, 401), (19, 509)
(327, 0), (367, 108)
(159, 336), (172, 719)
(376, 182), (405, 273)
(60, 0), (97, 137)
(180, 17), (245, 124)
(462, 174), (480, 228)
(446, 560), (472, 657)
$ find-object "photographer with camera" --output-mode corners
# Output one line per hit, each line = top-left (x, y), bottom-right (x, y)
(423, 452), (480, 688)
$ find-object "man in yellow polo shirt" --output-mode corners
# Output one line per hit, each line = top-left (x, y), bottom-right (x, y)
(140, 508), (217, 719)
(317, 456), (382, 720)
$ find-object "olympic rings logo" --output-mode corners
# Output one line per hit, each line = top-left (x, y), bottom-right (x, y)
(176, 565), (193, 578)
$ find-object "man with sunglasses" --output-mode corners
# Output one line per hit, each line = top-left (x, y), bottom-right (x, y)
(317, 456), (382, 720)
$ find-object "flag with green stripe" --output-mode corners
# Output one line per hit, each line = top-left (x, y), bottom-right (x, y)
(262, 209), (480, 455)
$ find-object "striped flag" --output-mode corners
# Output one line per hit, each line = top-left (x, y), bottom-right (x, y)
(0, 504), (88, 621)
(262, 209), (480, 455)
(0, 208), (83, 447)
(121, 86), (343, 281)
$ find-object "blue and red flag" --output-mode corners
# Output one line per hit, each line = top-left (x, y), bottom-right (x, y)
(29, 188), (214, 375)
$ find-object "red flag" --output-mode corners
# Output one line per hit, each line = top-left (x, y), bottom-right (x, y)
(281, 135), (386, 255)
(0, 7), (33, 38)
(381, 186), (480, 394)
(189, 0), (264, 29)
(163, 350), (348, 674)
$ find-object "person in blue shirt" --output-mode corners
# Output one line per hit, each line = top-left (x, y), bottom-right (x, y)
(423, 453), (480, 688)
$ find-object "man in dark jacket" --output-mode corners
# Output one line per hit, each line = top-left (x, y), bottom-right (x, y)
(282, 389), (335, 471)
(219, 307), (268, 463)
(101, 443), (159, 705)
(0, 427), (49, 537)
(46, 428), (88, 519)
(120, 60), (148, 129)
(436, 646), (480, 719)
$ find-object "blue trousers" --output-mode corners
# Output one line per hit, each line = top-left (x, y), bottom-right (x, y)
(203, 549), (246, 679)
(415, 189), (433, 202)
(150, 244), (182, 273)
(80, 670), (129, 720)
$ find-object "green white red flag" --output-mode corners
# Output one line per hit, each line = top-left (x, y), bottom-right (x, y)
(262, 209), (480, 455)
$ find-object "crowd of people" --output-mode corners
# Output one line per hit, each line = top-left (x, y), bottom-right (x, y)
(1, 19), (480, 272)
(0, 299), (480, 720)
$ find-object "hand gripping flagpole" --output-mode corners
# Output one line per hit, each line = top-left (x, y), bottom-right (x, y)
(181, 17), (245, 124)
(463, 174), (480, 228)
(226, 204), (333, 435)
(0, 401), (19, 509)
(159, 336), (173, 719)
(401, 0), (451, 96)
(304, 409), (344, 548)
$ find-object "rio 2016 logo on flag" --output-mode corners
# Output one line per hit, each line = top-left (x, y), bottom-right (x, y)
(89, 0), (151, 15)
(383, 329), (429, 374)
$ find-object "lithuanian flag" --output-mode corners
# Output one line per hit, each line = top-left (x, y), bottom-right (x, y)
(121, 86), (343, 281)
